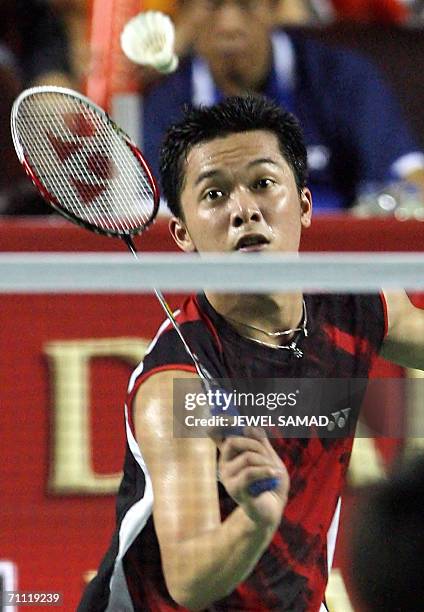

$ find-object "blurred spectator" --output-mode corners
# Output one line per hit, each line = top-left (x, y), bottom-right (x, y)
(144, 0), (311, 25)
(0, 55), (51, 214)
(311, 0), (411, 24)
(277, 0), (313, 24)
(0, 0), (74, 88)
(349, 454), (424, 611)
(143, 0), (311, 53)
(0, 0), (75, 214)
(0, 59), (21, 213)
(49, 0), (90, 87)
(133, 1), (310, 92)
(140, 0), (424, 212)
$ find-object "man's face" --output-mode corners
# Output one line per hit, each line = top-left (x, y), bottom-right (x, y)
(170, 130), (312, 254)
(190, 0), (277, 93)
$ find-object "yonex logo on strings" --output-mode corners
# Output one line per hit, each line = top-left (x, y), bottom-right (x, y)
(327, 408), (351, 431)
(47, 112), (118, 206)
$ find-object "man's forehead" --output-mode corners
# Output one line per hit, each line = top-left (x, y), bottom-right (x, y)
(186, 130), (285, 172)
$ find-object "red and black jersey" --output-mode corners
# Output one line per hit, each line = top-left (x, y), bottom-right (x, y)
(79, 292), (386, 612)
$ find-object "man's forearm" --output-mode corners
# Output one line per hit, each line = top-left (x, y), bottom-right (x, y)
(381, 293), (424, 371)
(381, 338), (424, 371)
(381, 306), (424, 371)
(162, 506), (277, 610)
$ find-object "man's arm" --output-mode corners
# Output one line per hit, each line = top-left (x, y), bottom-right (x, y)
(380, 290), (424, 370)
(134, 370), (289, 611)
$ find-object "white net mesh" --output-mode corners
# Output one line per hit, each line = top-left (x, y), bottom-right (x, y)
(14, 89), (157, 234)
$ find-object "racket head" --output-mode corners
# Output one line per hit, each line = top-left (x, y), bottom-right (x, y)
(11, 86), (160, 237)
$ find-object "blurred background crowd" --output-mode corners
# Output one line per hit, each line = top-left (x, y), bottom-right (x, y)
(0, 0), (423, 215)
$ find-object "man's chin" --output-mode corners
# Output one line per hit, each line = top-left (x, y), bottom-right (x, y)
(212, 58), (249, 83)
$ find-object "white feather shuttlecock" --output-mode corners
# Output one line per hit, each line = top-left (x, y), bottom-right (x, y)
(121, 11), (179, 74)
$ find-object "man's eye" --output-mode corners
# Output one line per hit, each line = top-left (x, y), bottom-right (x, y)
(254, 178), (274, 190)
(205, 189), (224, 201)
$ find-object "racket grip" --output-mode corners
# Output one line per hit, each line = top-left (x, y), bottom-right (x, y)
(248, 477), (279, 497)
(208, 388), (279, 497)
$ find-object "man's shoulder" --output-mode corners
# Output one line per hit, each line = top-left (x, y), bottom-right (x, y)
(137, 294), (222, 375)
(283, 27), (379, 79)
(310, 293), (386, 343)
(143, 57), (193, 107)
(312, 292), (384, 314)
(127, 294), (224, 405)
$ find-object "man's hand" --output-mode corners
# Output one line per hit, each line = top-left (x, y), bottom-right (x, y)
(217, 427), (289, 528)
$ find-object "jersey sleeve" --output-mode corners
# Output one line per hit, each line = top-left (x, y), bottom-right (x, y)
(356, 293), (388, 354)
(126, 298), (227, 427)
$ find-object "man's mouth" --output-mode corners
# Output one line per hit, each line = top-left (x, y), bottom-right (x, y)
(235, 234), (270, 252)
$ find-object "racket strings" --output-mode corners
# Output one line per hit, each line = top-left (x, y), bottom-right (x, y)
(27, 98), (150, 231)
(16, 92), (155, 233)
(20, 104), (119, 230)
(25, 97), (150, 231)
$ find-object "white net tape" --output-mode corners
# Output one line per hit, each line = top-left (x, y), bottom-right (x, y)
(0, 253), (423, 293)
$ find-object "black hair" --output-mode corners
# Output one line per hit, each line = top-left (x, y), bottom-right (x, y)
(349, 455), (424, 611)
(159, 95), (308, 218)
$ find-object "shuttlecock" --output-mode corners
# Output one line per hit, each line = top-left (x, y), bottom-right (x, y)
(121, 11), (179, 74)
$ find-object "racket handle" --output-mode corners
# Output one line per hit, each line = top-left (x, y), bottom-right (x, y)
(208, 388), (280, 497)
(248, 477), (280, 497)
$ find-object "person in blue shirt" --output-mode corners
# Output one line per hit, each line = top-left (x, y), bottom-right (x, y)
(141, 0), (424, 212)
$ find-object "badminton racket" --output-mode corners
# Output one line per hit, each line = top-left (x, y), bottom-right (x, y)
(11, 86), (278, 497)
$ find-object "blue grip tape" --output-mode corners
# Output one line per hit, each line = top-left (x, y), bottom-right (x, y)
(248, 477), (279, 497)
(210, 389), (279, 497)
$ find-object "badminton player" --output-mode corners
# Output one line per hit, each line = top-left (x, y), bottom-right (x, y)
(78, 95), (424, 611)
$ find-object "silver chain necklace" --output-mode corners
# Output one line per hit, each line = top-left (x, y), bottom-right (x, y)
(226, 300), (308, 359)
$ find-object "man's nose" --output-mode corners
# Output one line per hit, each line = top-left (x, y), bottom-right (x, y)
(214, 2), (246, 33)
(230, 197), (263, 228)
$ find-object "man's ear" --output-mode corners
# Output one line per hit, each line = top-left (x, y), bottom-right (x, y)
(169, 217), (196, 252)
(300, 188), (312, 229)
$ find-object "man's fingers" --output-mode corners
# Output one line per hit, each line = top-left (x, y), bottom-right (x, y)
(220, 450), (276, 481)
(242, 426), (267, 440)
(227, 466), (283, 495)
(243, 427), (283, 461)
(217, 434), (267, 462)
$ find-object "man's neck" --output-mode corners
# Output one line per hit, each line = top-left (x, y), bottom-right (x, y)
(204, 291), (304, 347)
(207, 42), (272, 97)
